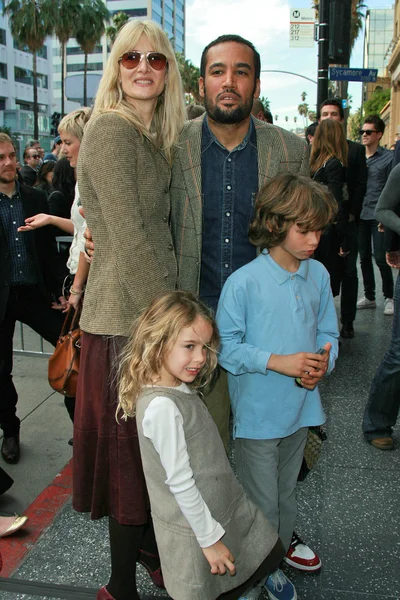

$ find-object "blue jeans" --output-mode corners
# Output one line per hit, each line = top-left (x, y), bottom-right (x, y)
(363, 272), (400, 439)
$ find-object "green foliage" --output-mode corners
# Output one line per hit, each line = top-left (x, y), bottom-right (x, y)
(53, 0), (82, 116)
(363, 88), (391, 117)
(75, 0), (110, 105)
(259, 95), (270, 111)
(176, 52), (201, 104)
(106, 11), (129, 46)
(347, 108), (362, 141)
(3, 0), (56, 137)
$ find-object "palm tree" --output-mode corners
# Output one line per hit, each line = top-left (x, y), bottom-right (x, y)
(106, 11), (129, 46)
(176, 52), (201, 104)
(53, 0), (82, 117)
(3, 0), (56, 139)
(75, 0), (110, 106)
(298, 102), (309, 127)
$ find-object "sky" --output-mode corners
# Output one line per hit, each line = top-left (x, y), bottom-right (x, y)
(184, 0), (388, 130)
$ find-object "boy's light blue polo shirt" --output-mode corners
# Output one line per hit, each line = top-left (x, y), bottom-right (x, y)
(216, 251), (339, 440)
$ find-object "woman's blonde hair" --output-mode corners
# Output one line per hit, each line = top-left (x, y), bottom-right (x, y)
(310, 118), (348, 173)
(94, 20), (185, 163)
(58, 107), (92, 142)
(117, 291), (219, 419)
(249, 172), (337, 250)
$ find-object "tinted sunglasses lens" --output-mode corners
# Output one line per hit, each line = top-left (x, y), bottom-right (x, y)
(360, 129), (373, 135)
(147, 53), (167, 70)
(120, 52), (141, 69)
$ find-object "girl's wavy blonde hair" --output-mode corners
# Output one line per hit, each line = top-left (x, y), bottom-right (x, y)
(93, 20), (185, 164)
(117, 291), (220, 419)
(58, 107), (92, 142)
(310, 118), (348, 174)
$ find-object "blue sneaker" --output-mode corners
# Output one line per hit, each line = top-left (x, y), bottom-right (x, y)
(264, 569), (297, 600)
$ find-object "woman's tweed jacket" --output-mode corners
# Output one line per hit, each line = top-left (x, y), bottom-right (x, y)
(77, 112), (177, 336)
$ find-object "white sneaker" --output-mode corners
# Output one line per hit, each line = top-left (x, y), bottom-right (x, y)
(384, 298), (394, 316)
(357, 296), (376, 309)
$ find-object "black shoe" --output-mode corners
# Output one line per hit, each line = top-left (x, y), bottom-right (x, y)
(1, 435), (20, 464)
(68, 438), (73, 446)
(340, 322), (354, 338)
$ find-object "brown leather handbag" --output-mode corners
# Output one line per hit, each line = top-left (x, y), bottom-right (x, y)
(48, 307), (81, 396)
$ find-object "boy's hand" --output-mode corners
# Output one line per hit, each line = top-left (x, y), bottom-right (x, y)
(202, 541), (236, 576)
(268, 343), (331, 383)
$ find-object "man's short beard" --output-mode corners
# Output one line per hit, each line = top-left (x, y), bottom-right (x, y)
(203, 87), (254, 124)
(0, 174), (16, 184)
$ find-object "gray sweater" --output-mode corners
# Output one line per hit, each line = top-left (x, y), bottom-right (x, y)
(136, 386), (278, 600)
(375, 163), (400, 235)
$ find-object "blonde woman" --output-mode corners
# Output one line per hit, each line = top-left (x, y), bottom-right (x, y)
(310, 119), (348, 300)
(73, 20), (185, 600)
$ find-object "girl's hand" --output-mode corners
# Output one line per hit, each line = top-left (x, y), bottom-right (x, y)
(202, 541), (236, 576)
(268, 344), (330, 379)
(18, 213), (52, 231)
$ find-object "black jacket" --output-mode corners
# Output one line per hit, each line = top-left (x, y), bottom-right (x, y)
(0, 184), (64, 322)
(347, 140), (367, 220)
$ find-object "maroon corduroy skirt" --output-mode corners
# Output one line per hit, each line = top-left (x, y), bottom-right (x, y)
(72, 332), (149, 525)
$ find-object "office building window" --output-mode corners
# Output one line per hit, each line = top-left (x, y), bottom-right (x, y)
(13, 40), (48, 59)
(14, 67), (48, 88)
(0, 29), (6, 45)
(67, 45), (102, 55)
(0, 62), (7, 79)
(67, 62), (103, 72)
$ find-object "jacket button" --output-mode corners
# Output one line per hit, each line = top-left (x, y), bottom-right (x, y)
(162, 216), (168, 222)
(167, 244), (173, 251)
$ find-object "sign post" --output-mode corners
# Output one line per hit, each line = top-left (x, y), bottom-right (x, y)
(290, 8), (315, 48)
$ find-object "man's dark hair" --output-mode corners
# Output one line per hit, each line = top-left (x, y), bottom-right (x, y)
(317, 97), (344, 120)
(364, 114), (385, 135)
(305, 121), (318, 142)
(200, 34), (261, 80)
(264, 110), (273, 124)
(23, 147), (37, 162)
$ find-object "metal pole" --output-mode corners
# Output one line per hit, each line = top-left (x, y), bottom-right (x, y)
(317, 0), (329, 108)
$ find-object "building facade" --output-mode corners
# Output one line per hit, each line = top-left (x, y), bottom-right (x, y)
(363, 8), (393, 104)
(387, 0), (400, 145)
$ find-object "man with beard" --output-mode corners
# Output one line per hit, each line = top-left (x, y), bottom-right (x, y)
(170, 34), (312, 600)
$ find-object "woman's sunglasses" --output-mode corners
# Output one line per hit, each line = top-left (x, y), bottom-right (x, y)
(118, 51), (168, 71)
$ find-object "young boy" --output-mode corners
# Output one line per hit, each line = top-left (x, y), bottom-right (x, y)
(216, 173), (339, 600)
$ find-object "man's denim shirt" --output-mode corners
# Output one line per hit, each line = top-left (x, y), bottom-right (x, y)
(360, 146), (393, 221)
(199, 117), (258, 311)
(0, 182), (37, 286)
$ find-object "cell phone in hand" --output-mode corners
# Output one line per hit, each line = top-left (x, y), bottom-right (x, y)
(295, 347), (326, 387)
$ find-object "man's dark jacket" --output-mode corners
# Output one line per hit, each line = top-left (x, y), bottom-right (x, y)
(0, 184), (64, 322)
(347, 140), (367, 220)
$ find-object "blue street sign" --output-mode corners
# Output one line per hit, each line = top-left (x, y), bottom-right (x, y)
(342, 99), (348, 109)
(329, 67), (378, 82)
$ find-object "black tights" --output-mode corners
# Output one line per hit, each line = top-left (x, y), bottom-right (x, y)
(107, 516), (159, 600)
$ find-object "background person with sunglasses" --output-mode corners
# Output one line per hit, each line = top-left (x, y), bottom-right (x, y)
(74, 19), (185, 600)
(357, 115), (394, 316)
(19, 147), (41, 187)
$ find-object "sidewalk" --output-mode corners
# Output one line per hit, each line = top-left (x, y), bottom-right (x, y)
(1, 291), (399, 599)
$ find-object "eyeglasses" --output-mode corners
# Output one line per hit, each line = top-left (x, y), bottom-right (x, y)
(31, 154), (40, 159)
(359, 129), (377, 136)
(118, 51), (168, 71)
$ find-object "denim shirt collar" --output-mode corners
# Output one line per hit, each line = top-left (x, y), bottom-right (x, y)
(260, 250), (309, 284)
(202, 116), (256, 154)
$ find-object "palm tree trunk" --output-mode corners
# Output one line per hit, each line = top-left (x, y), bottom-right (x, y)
(32, 49), (39, 139)
(83, 52), (88, 106)
(61, 41), (66, 117)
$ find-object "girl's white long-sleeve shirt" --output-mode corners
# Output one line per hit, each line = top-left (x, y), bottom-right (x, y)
(142, 383), (225, 548)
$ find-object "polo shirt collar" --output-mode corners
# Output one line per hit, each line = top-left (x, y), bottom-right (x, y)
(260, 249), (309, 284)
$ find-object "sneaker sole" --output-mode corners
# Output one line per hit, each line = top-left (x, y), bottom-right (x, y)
(357, 305), (376, 309)
(283, 556), (322, 571)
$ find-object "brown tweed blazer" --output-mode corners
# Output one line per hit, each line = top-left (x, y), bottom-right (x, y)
(170, 115), (310, 293)
(78, 112), (177, 336)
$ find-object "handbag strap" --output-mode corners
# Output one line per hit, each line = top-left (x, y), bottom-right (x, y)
(60, 306), (81, 336)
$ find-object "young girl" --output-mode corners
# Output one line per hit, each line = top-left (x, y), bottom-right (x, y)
(117, 290), (284, 600)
